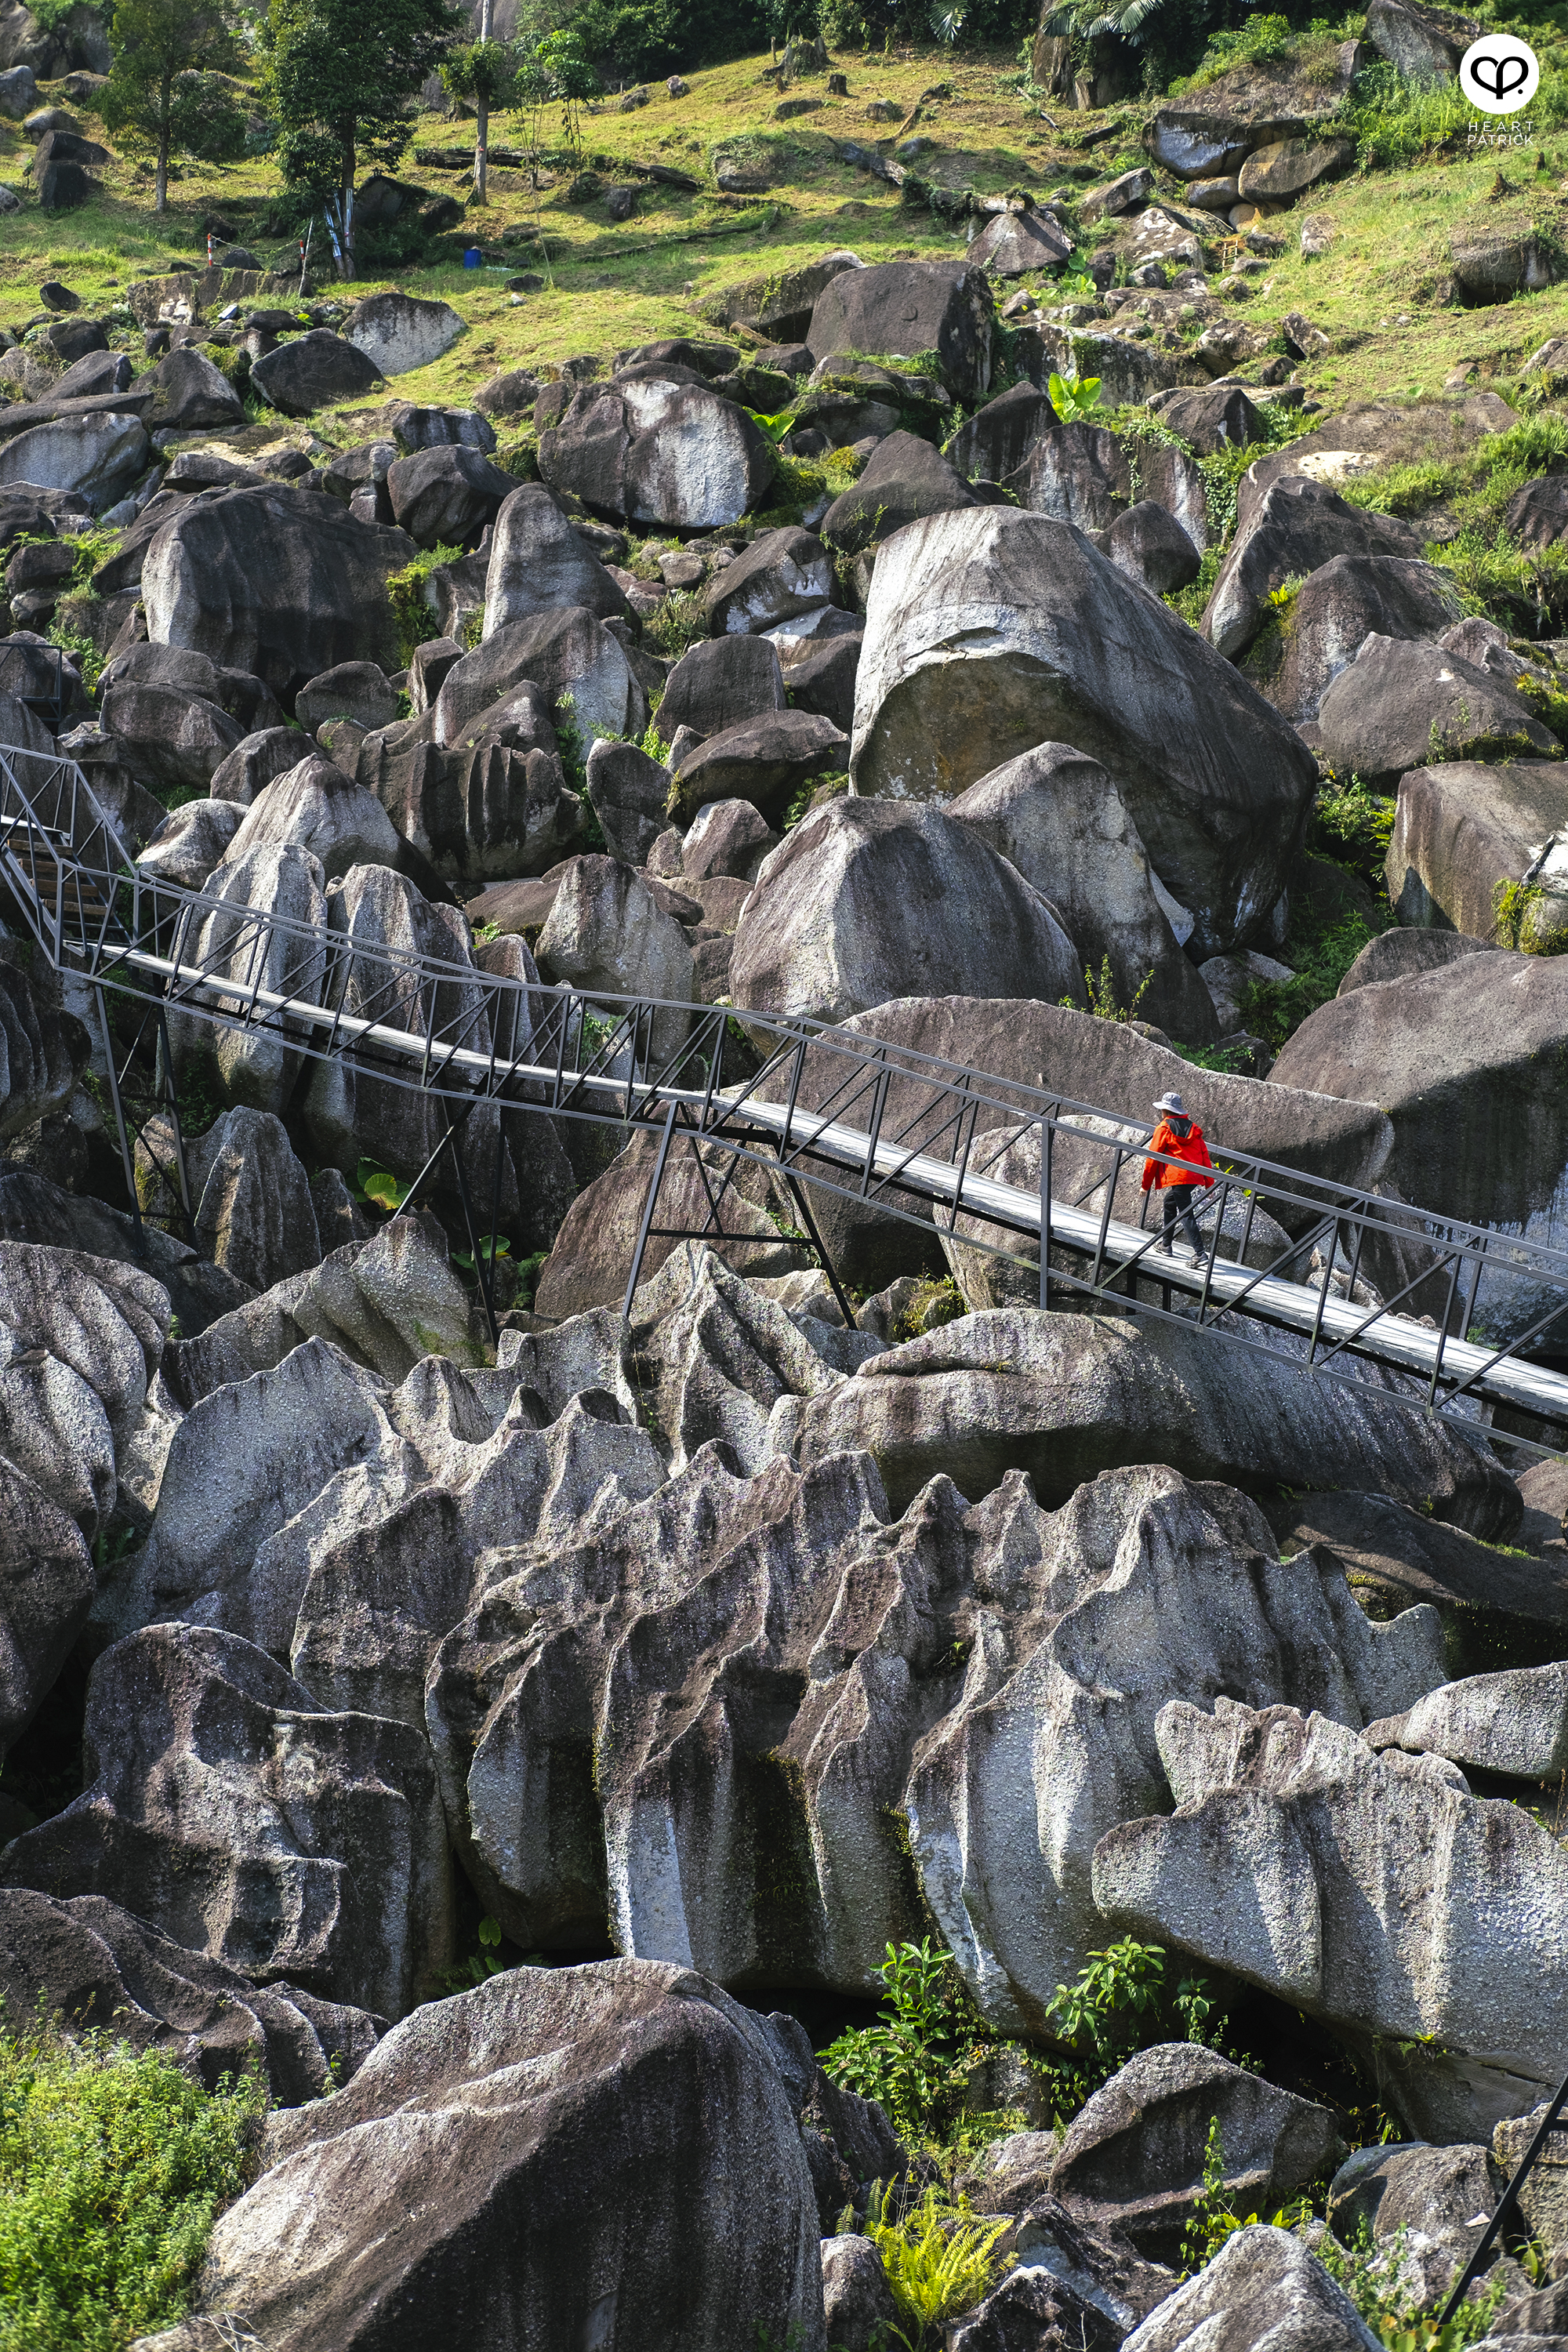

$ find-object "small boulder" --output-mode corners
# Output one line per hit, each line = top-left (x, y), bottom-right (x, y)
(808, 258), (995, 402)
(682, 797), (779, 881)
(659, 634), (787, 739)
(342, 289), (465, 376)
(676, 709), (848, 822)
(140, 346), (244, 432)
(296, 660), (397, 737)
(209, 726), (309, 807)
(136, 797), (246, 888)
(250, 331), (384, 416)
(965, 209), (1073, 276)
(1237, 136), (1353, 201)
(822, 2235), (898, 2352)
(1152, 382), (1265, 457)
(0, 1888), (381, 2103)
(949, 742), (1217, 1041)
(1099, 499), (1202, 594)
(220, 753), (404, 883)
(585, 738), (673, 866)
(1050, 2044), (1343, 2265)
(944, 379), (1057, 484)
(0, 412), (149, 514)
(1117, 2225), (1380, 2352)
(387, 444), (518, 550)
(1384, 758), (1568, 943)
(821, 429), (978, 558)
(706, 525), (836, 634)
(535, 857), (694, 1055)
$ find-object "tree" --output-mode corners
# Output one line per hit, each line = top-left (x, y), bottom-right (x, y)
(440, 27), (520, 206)
(262, 0), (464, 277)
(100, 0), (245, 214)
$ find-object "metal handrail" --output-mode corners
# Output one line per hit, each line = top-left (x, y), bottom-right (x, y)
(2, 738), (1567, 1446)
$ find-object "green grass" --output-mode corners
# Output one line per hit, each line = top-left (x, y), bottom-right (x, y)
(7, 20), (1568, 423)
(0, 2021), (266, 2352)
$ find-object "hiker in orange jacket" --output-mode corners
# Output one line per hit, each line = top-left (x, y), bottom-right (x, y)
(1141, 1090), (1214, 1258)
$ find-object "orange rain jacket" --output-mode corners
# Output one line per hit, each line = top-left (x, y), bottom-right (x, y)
(1141, 1117), (1216, 1192)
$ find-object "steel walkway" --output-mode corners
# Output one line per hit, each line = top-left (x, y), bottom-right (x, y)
(4, 738), (1567, 1455)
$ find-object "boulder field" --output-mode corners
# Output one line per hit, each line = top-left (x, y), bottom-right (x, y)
(2, 218), (1568, 2352)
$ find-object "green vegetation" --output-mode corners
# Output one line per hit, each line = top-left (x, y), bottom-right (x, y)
(0, 2020), (265, 2352)
(895, 1275), (966, 1336)
(100, 0), (247, 215)
(1071, 954), (1156, 1024)
(1039, 1935), (1240, 2114)
(260, 0), (465, 276)
(1494, 873), (1568, 953)
(1316, 2220), (1509, 2352)
(1180, 2120), (1312, 2272)
(352, 1156), (416, 1211)
(853, 2180), (1013, 2350)
(384, 541), (470, 664)
(822, 1939), (967, 2140)
(1047, 366), (1103, 425)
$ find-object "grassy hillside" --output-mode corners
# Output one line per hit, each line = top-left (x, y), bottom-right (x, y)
(7, 27), (1568, 419)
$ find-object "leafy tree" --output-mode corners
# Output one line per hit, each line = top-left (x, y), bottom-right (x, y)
(261, 0), (465, 276)
(100, 0), (245, 213)
(441, 26), (520, 205)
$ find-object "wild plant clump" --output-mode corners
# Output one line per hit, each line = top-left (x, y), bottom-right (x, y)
(0, 2018), (267, 2352)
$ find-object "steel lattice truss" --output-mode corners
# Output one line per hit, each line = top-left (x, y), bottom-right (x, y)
(4, 738), (1567, 1455)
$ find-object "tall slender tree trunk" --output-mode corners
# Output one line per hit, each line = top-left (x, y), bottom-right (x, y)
(154, 69), (170, 212)
(474, 0), (492, 203)
(339, 127), (357, 278)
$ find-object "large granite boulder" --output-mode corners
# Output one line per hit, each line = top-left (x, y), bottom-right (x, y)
(1270, 950), (1568, 1347)
(1241, 554), (1461, 725)
(140, 485), (416, 709)
(482, 483), (632, 636)
(849, 509), (1318, 955)
(948, 744), (1218, 1042)
(1316, 634), (1558, 788)
(0, 1887), (382, 2101)
(133, 1962), (826, 2352)
(539, 367), (775, 531)
(1094, 1698), (1568, 2140)
(1385, 758), (1568, 945)
(792, 1307), (1519, 1532)
(728, 798), (1085, 1028)
(0, 1621), (453, 2020)
(1203, 475), (1424, 662)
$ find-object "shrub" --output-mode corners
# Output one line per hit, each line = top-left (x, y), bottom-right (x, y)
(1310, 775), (1395, 891)
(1314, 2218), (1509, 2352)
(1039, 1936), (1236, 2114)
(1239, 910), (1379, 1049)
(0, 2020), (266, 2351)
(384, 539), (469, 663)
(822, 1939), (964, 2140)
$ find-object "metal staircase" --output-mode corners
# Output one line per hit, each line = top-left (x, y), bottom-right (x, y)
(4, 737), (1566, 1457)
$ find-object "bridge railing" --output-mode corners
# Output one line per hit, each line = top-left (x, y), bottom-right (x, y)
(2, 742), (1566, 1450)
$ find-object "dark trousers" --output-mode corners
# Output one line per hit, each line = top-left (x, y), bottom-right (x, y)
(1160, 1184), (1203, 1250)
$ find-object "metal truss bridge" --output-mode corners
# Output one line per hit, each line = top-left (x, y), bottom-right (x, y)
(3, 738), (1567, 1460)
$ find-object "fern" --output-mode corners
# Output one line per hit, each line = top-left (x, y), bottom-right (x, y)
(852, 2181), (1012, 2349)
